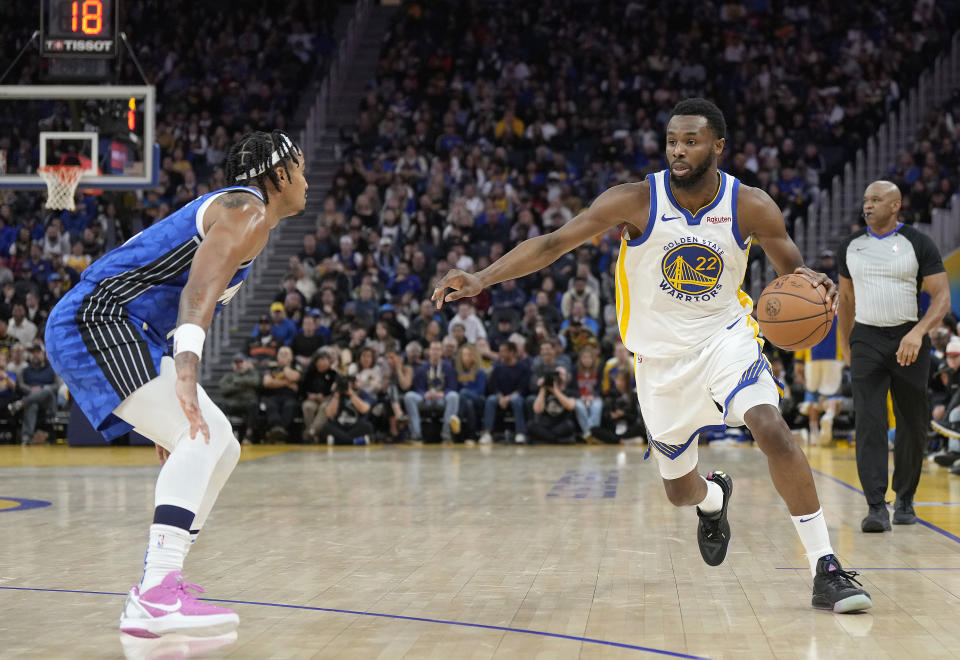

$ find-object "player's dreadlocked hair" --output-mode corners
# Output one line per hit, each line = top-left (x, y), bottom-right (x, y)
(224, 130), (302, 204)
(669, 98), (727, 140)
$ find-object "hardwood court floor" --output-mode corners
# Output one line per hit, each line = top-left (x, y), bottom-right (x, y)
(2, 441), (960, 659)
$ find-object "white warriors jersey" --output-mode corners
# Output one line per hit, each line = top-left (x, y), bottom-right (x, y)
(614, 169), (754, 358)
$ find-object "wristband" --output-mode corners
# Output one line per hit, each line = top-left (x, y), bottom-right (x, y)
(173, 323), (206, 360)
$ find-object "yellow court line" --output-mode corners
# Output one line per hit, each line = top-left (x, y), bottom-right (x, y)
(5, 444), (960, 541)
(0, 444), (383, 468)
(802, 444), (960, 538)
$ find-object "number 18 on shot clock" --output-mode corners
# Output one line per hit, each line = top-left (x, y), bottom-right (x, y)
(41, 0), (119, 57)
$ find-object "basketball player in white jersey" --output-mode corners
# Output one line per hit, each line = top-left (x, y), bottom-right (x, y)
(433, 99), (871, 613)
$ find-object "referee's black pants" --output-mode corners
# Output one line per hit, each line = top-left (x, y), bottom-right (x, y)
(850, 322), (930, 506)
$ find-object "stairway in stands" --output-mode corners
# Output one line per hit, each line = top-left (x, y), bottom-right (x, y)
(204, 4), (395, 392)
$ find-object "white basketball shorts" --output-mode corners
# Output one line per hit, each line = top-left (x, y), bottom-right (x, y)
(634, 316), (782, 480)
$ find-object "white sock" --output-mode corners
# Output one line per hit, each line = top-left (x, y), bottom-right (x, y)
(140, 524), (190, 592)
(183, 529), (199, 558)
(696, 476), (724, 515)
(790, 509), (834, 576)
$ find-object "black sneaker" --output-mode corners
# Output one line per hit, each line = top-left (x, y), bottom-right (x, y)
(934, 451), (960, 467)
(861, 503), (891, 532)
(892, 497), (916, 525)
(697, 470), (733, 566)
(812, 555), (873, 613)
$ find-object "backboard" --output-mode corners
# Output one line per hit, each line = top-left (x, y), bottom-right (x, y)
(0, 84), (157, 190)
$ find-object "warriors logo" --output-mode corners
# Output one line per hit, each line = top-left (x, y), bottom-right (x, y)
(661, 244), (723, 296)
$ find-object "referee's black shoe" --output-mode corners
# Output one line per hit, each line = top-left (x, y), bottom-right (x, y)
(861, 503), (891, 532)
(697, 470), (733, 566)
(892, 496), (917, 525)
(812, 555), (873, 613)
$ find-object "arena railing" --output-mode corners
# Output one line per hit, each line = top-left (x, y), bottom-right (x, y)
(919, 205), (960, 251)
(303, 0), (371, 152)
(202, 0), (372, 382)
(796, 30), (960, 261)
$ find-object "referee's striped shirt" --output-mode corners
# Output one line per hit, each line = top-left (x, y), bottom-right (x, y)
(838, 222), (944, 327)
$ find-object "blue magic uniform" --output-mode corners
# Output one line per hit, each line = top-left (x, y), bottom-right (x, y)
(46, 186), (262, 440)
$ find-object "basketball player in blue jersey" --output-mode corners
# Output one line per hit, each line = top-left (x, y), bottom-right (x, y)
(434, 99), (871, 613)
(45, 130), (307, 636)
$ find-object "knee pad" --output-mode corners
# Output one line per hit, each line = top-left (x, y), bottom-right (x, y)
(175, 408), (235, 462)
(216, 435), (241, 479)
(207, 411), (237, 459)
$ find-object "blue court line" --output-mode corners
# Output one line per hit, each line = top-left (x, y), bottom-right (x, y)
(910, 502), (960, 506)
(0, 586), (711, 659)
(810, 468), (960, 546)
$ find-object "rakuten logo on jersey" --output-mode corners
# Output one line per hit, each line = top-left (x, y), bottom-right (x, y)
(705, 216), (732, 224)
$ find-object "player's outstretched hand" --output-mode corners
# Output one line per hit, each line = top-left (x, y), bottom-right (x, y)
(175, 375), (211, 443)
(432, 269), (484, 309)
(793, 266), (838, 313)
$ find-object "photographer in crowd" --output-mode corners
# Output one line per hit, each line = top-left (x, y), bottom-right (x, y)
(527, 365), (578, 445)
(321, 373), (375, 445)
(592, 371), (646, 444)
(301, 348), (338, 443)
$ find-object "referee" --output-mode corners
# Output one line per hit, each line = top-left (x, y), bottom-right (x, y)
(838, 180), (951, 532)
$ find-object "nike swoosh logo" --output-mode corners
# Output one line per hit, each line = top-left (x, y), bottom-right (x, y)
(799, 511), (823, 523)
(855, 247), (866, 251)
(143, 598), (182, 613)
(661, 214), (681, 222)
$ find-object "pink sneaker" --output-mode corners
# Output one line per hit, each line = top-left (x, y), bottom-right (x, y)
(119, 571), (239, 637)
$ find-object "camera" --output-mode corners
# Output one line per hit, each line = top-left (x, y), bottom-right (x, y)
(334, 374), (353, 393)
(542, 369), (558, 389)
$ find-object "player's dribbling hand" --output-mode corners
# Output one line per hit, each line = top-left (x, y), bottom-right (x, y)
(175, 375), (211, 443)
(793, 266), (838, 313)
(431, 269), (483, 309)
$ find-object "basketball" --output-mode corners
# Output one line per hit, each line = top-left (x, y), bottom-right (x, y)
(756, 274), (834, 351)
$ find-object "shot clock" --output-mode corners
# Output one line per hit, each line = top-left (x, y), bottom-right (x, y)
(41, 0), (119, 57)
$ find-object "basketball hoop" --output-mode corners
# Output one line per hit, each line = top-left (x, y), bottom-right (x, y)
(37, 165), (85, 212)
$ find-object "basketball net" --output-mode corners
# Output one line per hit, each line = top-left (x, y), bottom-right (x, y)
(37, 165), (85, 212)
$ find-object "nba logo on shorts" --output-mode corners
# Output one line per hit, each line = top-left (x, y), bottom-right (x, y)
(661, 244), (723, 296)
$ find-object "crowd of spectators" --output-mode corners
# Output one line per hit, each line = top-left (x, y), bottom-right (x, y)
(0, 0), (339, 239)
(887, 89), (960, 225)
(0, 0), (341, 443)
(220, 0), (960, 444)
(0, 1), (958, 445)
(227, 297), (647, 445)
(926, 316), (960, 477)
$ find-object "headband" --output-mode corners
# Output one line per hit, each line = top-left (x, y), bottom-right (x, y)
(233, 134), (295, 181)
